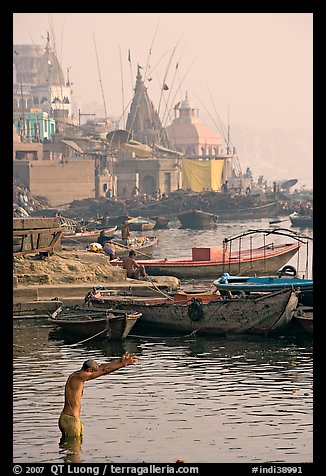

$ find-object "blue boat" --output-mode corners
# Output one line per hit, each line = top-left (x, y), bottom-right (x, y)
(212, 269), (313, 306)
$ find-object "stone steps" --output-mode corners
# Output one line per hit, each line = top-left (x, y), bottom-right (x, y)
(13, 276), (180, 317)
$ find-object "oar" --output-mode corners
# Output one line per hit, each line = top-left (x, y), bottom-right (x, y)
(269, 217), (290, 225)
(110, 239), (153, 259)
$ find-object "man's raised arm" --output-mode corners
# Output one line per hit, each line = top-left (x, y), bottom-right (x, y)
(85, 353), (138, 380)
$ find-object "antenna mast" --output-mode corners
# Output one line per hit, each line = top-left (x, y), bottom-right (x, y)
(119, 45), (126, 129)
(92, 31), (108, 121)
(144, 16), (161, 83)
(227, 106), (230, 150)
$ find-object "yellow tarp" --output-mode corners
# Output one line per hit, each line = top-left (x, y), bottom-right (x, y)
(182, 158), (224, 192)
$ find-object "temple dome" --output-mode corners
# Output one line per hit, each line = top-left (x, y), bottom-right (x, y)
(166, 93), (222, 154)
(35, 32), (65, 87)
(179, 93), (194, 110)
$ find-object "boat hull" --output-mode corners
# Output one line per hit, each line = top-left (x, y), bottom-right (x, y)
(289, 215), (313, 228)
(213, 277), (313, 293)
(212, 275), (313, 307)
(128, 223), (155, 231)
(216, 202), (278, 220)
(112, 236), (159, 259)
(138, 243), (301, 279)
(127, 217), (156, 231)
(291, 306), (313, 335)
(152, 216), (170, 229)
(62, 227), (117, 245)
(178, 210), (218, 229)
(48, 306), (141, 339)
(88, 289), (298, 336)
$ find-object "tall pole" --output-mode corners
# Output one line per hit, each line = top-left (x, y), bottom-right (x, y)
(119, 45), (125, 129)
(93, 32), (108, 121)
(227, 105), (230, 151)
(78, 109), (95, 126)
(20, 81), (25, 140)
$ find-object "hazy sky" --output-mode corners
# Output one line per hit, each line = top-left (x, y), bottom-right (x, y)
(13, 13), (312, 129)
(13, 13), (313, 187)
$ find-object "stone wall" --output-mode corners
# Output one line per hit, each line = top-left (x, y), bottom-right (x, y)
(13, 159), (95, 206)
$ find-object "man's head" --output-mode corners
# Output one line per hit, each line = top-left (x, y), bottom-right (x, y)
(129, 250), (136, 257)
(82, 359), (99, 372)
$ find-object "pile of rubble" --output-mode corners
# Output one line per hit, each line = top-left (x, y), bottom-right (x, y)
(13, 251), (126, 286)
(13, 180), (50, 218)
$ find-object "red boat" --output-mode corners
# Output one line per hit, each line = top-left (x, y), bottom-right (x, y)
(123, 228), (309, 279)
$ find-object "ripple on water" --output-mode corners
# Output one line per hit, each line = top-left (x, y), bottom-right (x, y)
(13, 282), (313, 463)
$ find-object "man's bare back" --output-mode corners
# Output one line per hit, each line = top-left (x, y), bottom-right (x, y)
(122, 251), (146, 279)
(62, 371), (85, 418)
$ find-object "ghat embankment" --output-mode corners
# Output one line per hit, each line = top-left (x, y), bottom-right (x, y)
(13, 250), (179, 318)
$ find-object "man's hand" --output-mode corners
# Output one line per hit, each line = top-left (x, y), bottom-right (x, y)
(121, 352), (138, 366)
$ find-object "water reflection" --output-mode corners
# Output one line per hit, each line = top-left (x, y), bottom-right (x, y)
(59, 436), (82, 463)
(12, 219), (313, 463)
(13, 318), (312, 463)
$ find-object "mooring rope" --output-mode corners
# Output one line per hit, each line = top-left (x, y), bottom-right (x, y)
(65, 328), (108, 347)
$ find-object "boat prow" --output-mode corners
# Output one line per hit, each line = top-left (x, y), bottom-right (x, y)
(48, 305), (142, 340)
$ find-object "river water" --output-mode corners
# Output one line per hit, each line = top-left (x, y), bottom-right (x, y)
(13, 218), (313, 464)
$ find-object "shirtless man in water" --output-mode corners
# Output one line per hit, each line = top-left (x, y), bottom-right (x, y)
(59, 353), (138, 439)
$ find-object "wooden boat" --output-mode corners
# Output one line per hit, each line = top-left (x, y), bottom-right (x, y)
(130, 228), (310, 279)
(212, 271), (313, 304)
(291, 306), (313, 335)
(111, 235), (159, 259)
(213, 273), (313, 292)
(85, 287), (298, 336)
(131, 242), (301, 279)
(152, 216), (170, 229)
(61, 226), (118, 245)
(126, 216), (156, 231)
(48, 305), (142, 340)
(216, 202), (278, 221)
(13, 217), (64, 257)
(177, 209), (218, 228)
(289, 212), (313, 229)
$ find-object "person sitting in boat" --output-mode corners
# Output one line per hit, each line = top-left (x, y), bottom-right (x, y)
(121, 220), (131, 244)
(102, 240), (116, 261)
(219, 272), (230, 284)
(122, 250), (146, 279)
(97, 229), (114, 246)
